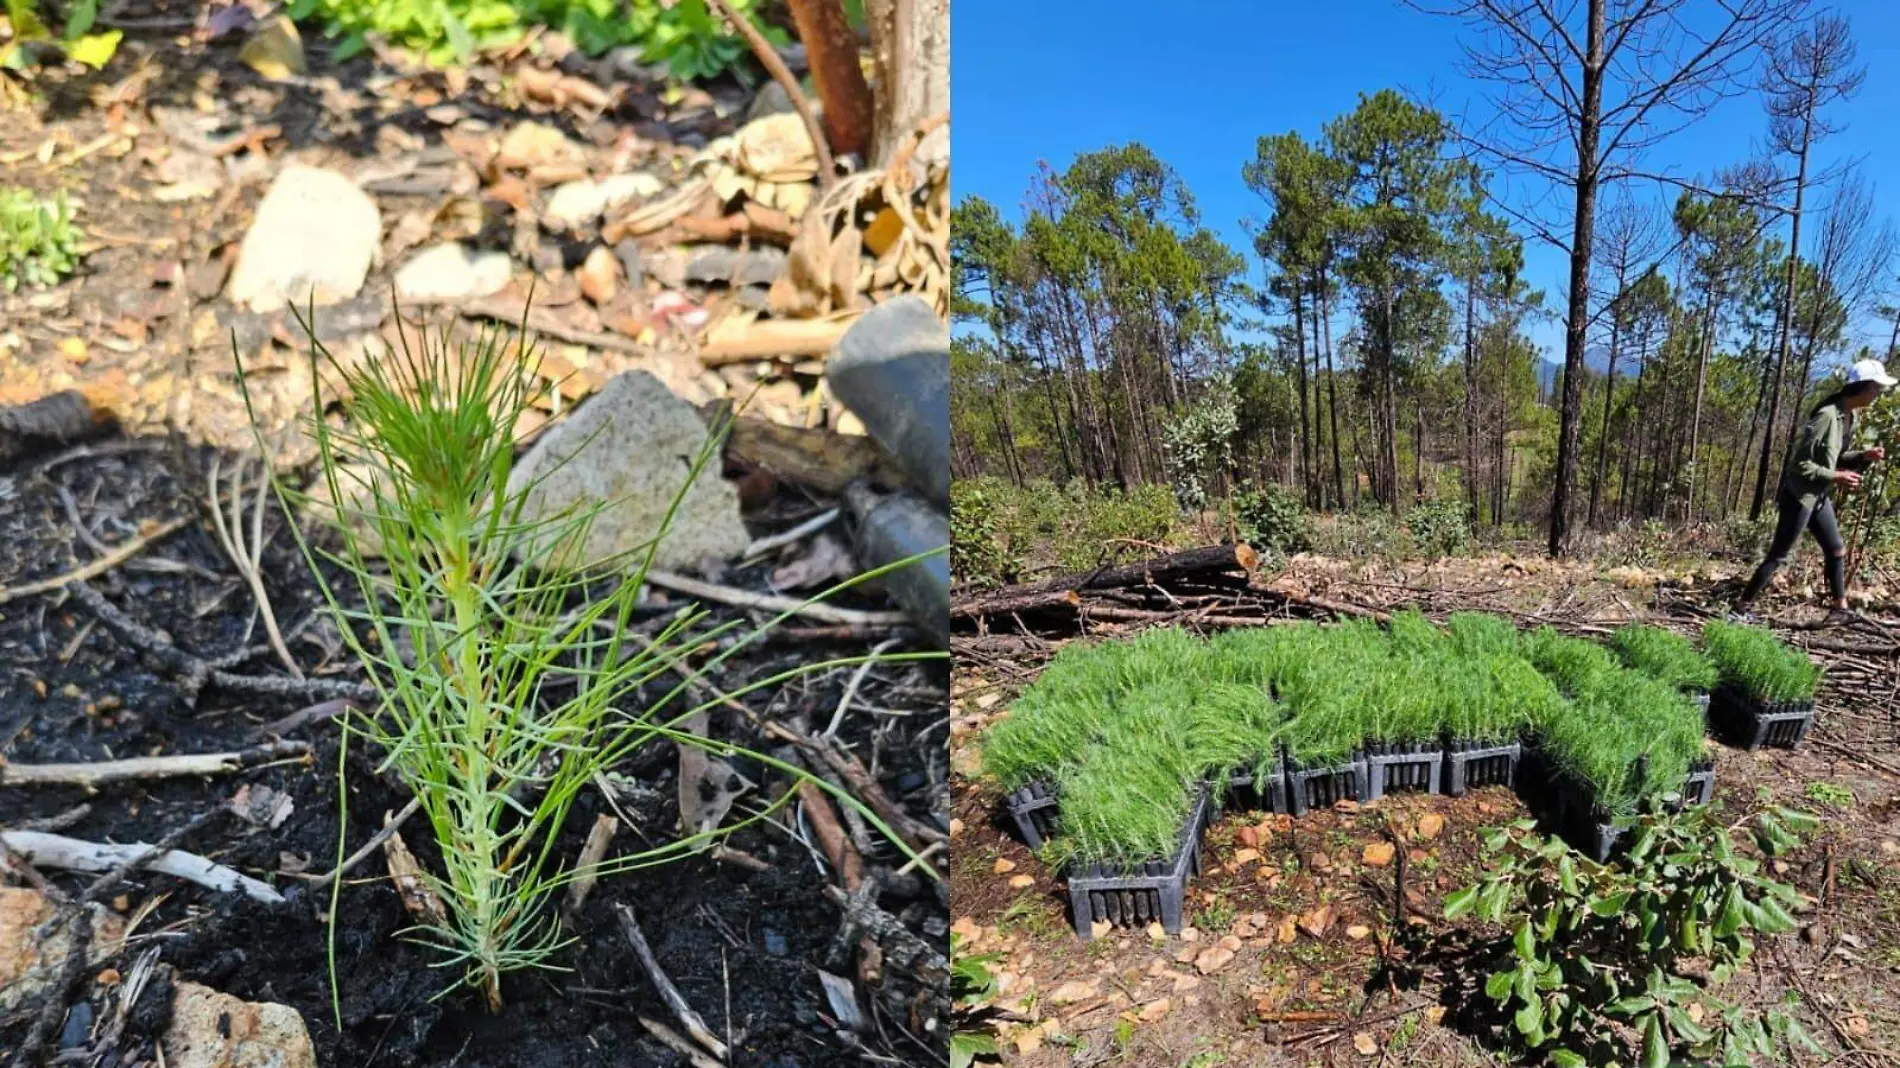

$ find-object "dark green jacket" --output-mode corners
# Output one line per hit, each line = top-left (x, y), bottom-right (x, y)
(1781, 402), (1873, 506)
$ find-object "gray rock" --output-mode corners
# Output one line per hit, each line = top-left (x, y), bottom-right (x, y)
(614, 238), (644, 287)
(746, 80), (796, 123)
(227, 165), (381, 313)
(506, 370), (749, 572)
(392, 242), (513, 303)
(544, 172), (666, 230)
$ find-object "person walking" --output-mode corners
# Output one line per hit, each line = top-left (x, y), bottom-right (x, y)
(1733, 357), (1894, 622)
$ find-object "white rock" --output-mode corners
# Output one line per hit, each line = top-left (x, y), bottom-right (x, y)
(163, 981), (316, 1068)
(506, 370), (749, 571)
(227, 165), (381, 312)
(544, 173), (665, 229)
(392, 242), (513, 303)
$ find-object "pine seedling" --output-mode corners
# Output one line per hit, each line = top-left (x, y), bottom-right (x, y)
(1610, 623), (1718, 692)
(242, 313), (937, 1010)
(1702, 620), (1822, 703)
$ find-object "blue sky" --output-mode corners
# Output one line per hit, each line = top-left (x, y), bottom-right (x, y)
(951, 0), (1900, 366)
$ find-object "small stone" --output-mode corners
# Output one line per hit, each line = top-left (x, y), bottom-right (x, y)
(1193, 946), (1234, 974)
(1, 888), (126, 1014)
(948, 818), (965, 838)
(1277, 916), (1298, 944)
(578, 245), (620, 304)
(1049, 980), (1095, 1005)
(497, 121), (585, 170)
(1353, 1032), (1378, 1056)
(1179, 926), (1200, 943)
(1345, 925), (1371, 941)
(992, 858), (1015, 874)
(1138, 997), (1172, 1023)
(1416, 813), (1445, 840)
(393, 242), (512, 303)
(505, 370), (750, 571)
(1146, 922), (1166, 943)
(1089, 920), (1111, 940)
(1298, 904), (1334, 940)
(1007, 875), (1034, 890)
(162, 982), (315, 1068)
(1013, 1030), (1042, 1056)
(763, 930), (788, 955)
(1363, 842), (1396, 868)
(1171, 973), (1201, 994)
(227, 165), (380, 312)
(544, 172), (665, 229)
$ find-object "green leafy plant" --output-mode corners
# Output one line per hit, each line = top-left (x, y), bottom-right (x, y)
(1231, 481), (1311, 556)
(949, 477), (1020, 588)
(1702, 620), (1822, 703)
(1609, 624), (1718, 693)
(245, 314), (935, 1010)
(1058, 483), (1179, 571)
(2, 0), (120, 70)
(0, 187), (78, 291)
(951, 932), (1006, 1068)
(1444, 806), (1822, 1067)
(1407, 497), (1473, 559)
(287, 0), (784, 74)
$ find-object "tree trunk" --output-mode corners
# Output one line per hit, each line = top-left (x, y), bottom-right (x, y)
(865, 0), (948, 167)
(1320, 266), (1348, 510)
(1619, 323), (1649, 521)
(1588, 270), (1627, 528)
(1463, 272), (1481, 519)
(1292, 283), (1315, 508)
(787, 0), (875, 159)
(1751, 99), (1815, 520)
(1548, 0), (1606, 557)
(1685, 288), (1718, 524)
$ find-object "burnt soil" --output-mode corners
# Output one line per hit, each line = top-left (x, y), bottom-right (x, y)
(0, 441), (949, 1067)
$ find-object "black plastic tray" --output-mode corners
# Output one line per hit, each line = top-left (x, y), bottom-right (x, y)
(1709, 685), (1814, 750)
(1285, 755), (1367, 816)
(1005, 780), (1059, 851)
(1443, 738), (1521, 795)
(1218, 758), (1288, 815)
(1067, 785), (1212, 939)
(1361, 740), (1443, 800)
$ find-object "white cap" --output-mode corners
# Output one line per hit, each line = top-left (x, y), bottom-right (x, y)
(1849, 358), (1898, 388)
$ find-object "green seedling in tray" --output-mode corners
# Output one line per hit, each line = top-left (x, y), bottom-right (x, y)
(1610, 623), (1719, 692)
(1701, 620), (1822, 703)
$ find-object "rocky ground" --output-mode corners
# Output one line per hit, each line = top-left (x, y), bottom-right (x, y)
(1, 2), (950, 1065)
(951, 552), (1900, 1067)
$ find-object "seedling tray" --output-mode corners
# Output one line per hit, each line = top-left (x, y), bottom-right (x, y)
(1709, 685), (1814, 751)
(1005, 780), (1059, 851)
(1285, 755), (1367, 817)
(1674, 758), (1715, 808)
(1443, 738), (1522, 796)
(1215, 758), (1288, 815)
(1067, 785), (1212, 939)
(1360, 740), (1443, 800)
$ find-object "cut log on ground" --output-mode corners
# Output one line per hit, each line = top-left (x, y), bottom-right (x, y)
(951, 543), (1260, 619)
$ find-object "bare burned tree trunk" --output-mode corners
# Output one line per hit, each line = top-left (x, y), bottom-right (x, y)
(1319, 267), (1348, 509)
(865, 0), (949, 166)
(1549, 0), (1606, 555)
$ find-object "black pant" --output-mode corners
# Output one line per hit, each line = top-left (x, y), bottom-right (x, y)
(1740, 492), (1845, 605)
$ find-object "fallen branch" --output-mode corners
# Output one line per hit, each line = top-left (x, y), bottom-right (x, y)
(564, 813), (619, 917)
(644, 569), (909, 627)
(303, 796), (422, 889)
(1, 829), (283, 904)
(822, 880), (946, 981)
(636, 1016), (724, 1068)
(67, 581), (375, 705)
(0, 516), (191, 606)
(615, 903), (730, 1062)
(0, 740), (309, 788)
(798, 780), (863, 891)
(951, 543), (1260, 619)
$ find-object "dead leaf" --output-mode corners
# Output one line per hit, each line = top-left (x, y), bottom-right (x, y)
(769, 532), (856, 592)
(1298, 904), (1334, 940)
(992, 857), (1015, 874)
(238, 16), (306, 80)
(383, 829), (447, 927)
(227, 784), (293, 830)
(1006, 875), (1033, 890)
(1353, 1032), (1378, 1056)
(1193, 946), (1235, 974)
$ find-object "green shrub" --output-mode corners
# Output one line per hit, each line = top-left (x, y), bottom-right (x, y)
(950, 478), (1019, 588)
(1406, 497), (1472, 559)
(1058, 483), (1178, 571)
(1701, 621), (1821, 703)
(1, 187), (78, 291)
(1231, 481), (1311, 555)
(287, 0), (782, 75)
(1446, 805), (1820, 1067)
(1610, 624), (1718, 692)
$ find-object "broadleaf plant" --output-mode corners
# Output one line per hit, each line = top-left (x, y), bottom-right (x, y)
(240, 309), (941, 1010)
(1445, 804), (1823, 1066)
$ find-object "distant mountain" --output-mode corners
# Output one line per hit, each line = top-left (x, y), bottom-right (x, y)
(1536, 346), (1630, 393)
